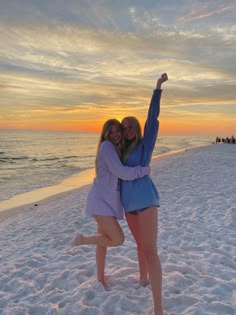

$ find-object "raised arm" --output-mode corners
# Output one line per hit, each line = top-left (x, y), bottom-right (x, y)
(143, 73), (168, 151)
(100, 141), (150, 180)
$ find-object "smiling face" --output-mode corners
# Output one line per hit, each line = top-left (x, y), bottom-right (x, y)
(121, 118), (137, 141)
(109, 124), (122, 145)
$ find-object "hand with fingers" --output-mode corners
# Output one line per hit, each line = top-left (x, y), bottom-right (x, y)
(156, 73), (168, 89)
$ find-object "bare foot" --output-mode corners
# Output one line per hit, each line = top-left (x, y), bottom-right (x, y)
(71, 233), (84, 246)
(98, 279), (111, 291)
(139, 279), (150, 287)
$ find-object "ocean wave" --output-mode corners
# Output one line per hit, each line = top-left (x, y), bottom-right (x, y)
(155, 146), (171, 154)
(30, 155), (80, 162)
(0, 156), (29, 163)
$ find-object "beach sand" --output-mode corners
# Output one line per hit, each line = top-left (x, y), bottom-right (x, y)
(0, 144), (235, 315)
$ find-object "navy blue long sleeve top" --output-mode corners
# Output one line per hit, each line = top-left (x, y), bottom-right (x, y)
(120, 89), (162, 212)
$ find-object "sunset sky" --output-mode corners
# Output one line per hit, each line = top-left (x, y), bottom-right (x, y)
(0, 0), (235, 135)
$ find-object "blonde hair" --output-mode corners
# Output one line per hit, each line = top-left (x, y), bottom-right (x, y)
(121, 116), (142, 162)
(95, 119), (123, 175)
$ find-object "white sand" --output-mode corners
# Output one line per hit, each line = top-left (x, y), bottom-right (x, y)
(0, 144), (235, 315)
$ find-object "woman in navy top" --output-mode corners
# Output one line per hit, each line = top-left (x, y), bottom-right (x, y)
(121, 73), (168, 315)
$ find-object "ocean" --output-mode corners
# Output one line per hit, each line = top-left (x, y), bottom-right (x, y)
(0, 129), (213, 203)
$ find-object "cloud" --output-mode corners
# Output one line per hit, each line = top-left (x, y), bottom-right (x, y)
(179, 2), (233, 23)
(0, 1), (235, 133)
(1, 18), (234, 72)
(0, 83), (8, 89)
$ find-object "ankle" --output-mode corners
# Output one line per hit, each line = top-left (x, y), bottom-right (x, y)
(154, 304), (163, 315)
(97, 279), (110, 291)
(139, 275), (149, 287)
(72, 233), (84, 246)
(140, 279), (150, 287)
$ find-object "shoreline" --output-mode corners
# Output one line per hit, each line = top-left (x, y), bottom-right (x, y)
(0, 168), (95, 218)
(152, 143), (210, 160)
(0, 144), (210, 218)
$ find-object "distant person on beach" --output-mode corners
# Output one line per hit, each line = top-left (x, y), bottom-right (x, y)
(72, 119), (150, 289)
(216, 136), (235, 144)
(120, 73), (168, 315)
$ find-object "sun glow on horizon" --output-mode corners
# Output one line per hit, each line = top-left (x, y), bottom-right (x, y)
(1, 111), (235, 137)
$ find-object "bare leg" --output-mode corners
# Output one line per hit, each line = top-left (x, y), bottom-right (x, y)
(139, 207), (163, 315)
(72, 215), (125, 247)
(96, 224), (109, 289)
(125, 213), (149, 286)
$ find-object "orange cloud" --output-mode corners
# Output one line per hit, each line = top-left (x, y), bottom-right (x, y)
(180, 5), (232, 23)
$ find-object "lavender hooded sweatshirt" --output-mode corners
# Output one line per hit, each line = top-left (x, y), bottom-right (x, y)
(86, 141), (149, 220)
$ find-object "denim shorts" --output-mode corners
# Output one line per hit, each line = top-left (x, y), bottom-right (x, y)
(127, 205), (159, 215)
(128, 207), (149, 215)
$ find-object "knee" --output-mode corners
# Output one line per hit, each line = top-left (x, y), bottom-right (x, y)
(112, 233), (125, 247)
(117, 236), (125, 246)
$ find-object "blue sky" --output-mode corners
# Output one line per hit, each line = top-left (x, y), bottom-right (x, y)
(0, 0), (235, 135)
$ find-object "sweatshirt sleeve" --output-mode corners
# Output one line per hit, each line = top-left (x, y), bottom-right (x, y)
(143, 89), (162, 152)
(100, 141), (149, 180)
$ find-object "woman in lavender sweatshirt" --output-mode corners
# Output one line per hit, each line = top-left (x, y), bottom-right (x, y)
(72, 119), (150, 289)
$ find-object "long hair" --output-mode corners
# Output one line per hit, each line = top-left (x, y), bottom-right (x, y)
(95, 119), (122, 175)
(121, 116), (142, 162)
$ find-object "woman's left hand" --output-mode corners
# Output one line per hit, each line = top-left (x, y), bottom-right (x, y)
(156, 73), (168, 89)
